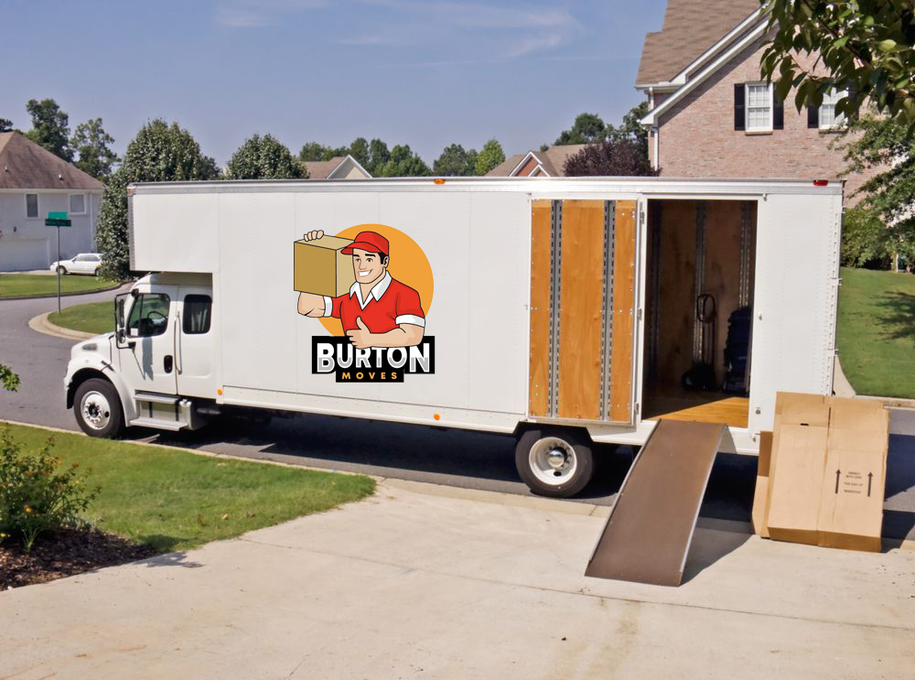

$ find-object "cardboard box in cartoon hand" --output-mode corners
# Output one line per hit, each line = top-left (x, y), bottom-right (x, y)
(293, 234), (356, 298)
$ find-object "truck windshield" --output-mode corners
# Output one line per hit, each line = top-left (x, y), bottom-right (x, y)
(128, 293), (170, 337)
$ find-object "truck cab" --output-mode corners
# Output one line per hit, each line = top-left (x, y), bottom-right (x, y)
(65, 272), (215, 437)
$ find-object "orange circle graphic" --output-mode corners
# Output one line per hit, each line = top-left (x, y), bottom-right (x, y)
(319, 223), (434, 336)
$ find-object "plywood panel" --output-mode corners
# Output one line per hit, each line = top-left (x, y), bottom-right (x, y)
(609, 200), (637, 422)
(655, 201), (697, 386)
(528, 200), (552, 416)
(557, 200), (605, 420)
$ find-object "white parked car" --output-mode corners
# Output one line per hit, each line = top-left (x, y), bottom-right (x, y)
(50, 253), (103, 276)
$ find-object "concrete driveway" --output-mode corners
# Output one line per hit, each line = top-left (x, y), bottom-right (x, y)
(2, 480), (913, 680)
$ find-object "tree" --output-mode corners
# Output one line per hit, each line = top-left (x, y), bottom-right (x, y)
(96, 119), (219, 280)
(367, 138), (390, 174)
(25, 98), (73, 161)
(70, 118), (119, 180)
(0, 119), (13, 133)
(227, 133), (304, 179)
(563, 140), (659, 177)
(761, 0), (915, 124)
(1, 365), (20, 392)
(299, 142), (333, 162)
(375, 144), (430, 177)
(348, 137), (370, 170)
(555, 113), (606, 145)
(840, 109), (915, 268)
(433, 143), (478, 176)
(474, 138), (505, 176)
(606, 102), (650, 158)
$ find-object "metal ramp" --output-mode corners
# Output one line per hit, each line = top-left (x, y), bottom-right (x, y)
(585, 419), (726, 586)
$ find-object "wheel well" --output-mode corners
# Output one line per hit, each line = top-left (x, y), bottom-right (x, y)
(67, 369), (111, 409)
(512, 421), (594, 444)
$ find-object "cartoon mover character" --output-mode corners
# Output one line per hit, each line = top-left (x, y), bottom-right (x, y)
(296, 230), (425, 349)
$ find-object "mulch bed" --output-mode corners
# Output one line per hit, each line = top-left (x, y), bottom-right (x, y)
(1, 527), (157, 589)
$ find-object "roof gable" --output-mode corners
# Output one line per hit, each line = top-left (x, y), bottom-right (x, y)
(0, 132), (105, 191)
(636, 0), (760, 86)
(486, 144), (589, 177)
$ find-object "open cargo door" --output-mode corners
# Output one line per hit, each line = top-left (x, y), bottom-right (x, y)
(528, 199), (637, 423)
(585, 419), (725, 586)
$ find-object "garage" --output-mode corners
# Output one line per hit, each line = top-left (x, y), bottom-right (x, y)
(0, 238), (50, 271)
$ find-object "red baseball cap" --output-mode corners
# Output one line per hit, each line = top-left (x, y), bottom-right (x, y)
(341, 231), (389, 258)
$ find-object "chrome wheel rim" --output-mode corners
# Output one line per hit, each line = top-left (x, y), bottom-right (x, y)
(80, 390), (111, 431)
(529, 437), (577, 486)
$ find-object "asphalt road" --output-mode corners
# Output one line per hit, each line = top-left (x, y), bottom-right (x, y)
(1, 286), (914, 538)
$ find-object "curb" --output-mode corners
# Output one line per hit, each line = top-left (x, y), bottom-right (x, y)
(28, 312), (96, 341)
(836, 356), (915, 410)
(0, 280), (126, 301)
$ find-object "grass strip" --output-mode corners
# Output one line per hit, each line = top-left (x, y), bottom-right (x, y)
(4, 423), (376, 553)
(0, 274), (119, 299)
(48, 301), (114, 335)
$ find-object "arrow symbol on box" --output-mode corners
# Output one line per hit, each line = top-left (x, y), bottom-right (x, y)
(868, 472), (873, 497)
(835, 469), (841, 494)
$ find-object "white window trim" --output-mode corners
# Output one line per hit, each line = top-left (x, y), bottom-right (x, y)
(745, 82), (774, 133)
(24, 193), (40, 219)
(819, 89), (848, 130)
(69, 193), (87, 215)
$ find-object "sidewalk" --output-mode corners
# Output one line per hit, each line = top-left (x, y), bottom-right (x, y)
(2, 481), (914, 679)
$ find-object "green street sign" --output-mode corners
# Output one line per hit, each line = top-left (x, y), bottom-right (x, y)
(48, 211), (68, 220)
(45, 218), (72, 227)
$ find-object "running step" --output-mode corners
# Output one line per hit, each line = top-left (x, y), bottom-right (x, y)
(135, 391), (180, 405)
(128, 417), (187, 431)
(585, 419), (726, 587)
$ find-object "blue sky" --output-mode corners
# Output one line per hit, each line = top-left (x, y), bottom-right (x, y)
(1, 0), (666, 166)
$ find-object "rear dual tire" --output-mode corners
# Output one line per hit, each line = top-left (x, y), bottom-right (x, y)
(515, 428), (595, 498)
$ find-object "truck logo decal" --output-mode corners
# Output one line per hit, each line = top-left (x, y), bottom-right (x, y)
(295, 223), (435, 382)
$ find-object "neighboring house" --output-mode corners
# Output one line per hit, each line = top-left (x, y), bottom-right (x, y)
(636, 0), (869, 198)
(302, 154), (372, 180)
(0, 132), (104, 271)
(487, 145), (589, 177)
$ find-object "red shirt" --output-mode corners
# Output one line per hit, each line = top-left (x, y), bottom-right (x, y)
(325, 273), (425, 333)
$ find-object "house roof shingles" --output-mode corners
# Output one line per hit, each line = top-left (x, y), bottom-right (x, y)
(302, 156), (346, 180)
(486, 144), (589, 177)
(0, 132), (104, 191)
(636, 0), (760, 85)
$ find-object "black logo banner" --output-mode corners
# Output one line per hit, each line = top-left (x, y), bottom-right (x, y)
(312, 336), (435, 383)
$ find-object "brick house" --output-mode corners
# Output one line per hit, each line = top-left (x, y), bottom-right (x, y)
(636, 0), (866, 198)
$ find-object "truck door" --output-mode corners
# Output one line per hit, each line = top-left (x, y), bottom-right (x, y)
(175, 286), (215, 398)
(528, 199), (638, 424)
(117, 286), (179, 396)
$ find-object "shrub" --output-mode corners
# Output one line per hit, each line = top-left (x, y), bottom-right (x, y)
(0, 428), (98, 551)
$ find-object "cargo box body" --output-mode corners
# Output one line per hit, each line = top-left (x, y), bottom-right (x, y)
(117, 177), (841, 454)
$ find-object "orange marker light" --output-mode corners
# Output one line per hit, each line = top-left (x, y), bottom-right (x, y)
(433, 178), (446, 185)
(217, 388), (223, 396)
(433, 413), (440, 420)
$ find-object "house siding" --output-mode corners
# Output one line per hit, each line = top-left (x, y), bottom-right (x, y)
(654, 38), (874, 201)
(0, 190), (101, 271)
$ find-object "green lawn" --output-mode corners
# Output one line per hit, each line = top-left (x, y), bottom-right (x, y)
(837, 266), (915, 399)
(0, 273), (119, 299)
(4, 423), (375, 553)
(48, 301), (114, 335)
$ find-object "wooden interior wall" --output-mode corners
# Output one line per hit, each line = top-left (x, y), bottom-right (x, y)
(653, 200), (697, 387)
(528, 200), (552, 416)
(557, 200), (605, 420)
(609, 200), (637, 422)
(703, 201), (745, 384)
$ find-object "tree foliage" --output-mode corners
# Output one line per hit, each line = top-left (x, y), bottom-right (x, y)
(96, 119), (219, 280)
(555, 113), (607, 145)
(348, 137), (370, 170)
(563, 140), (659, 177)
(227, 133), (304, 179)
(474, 138), (505, 176)
(840, 109), (915, 267)
(375, 144), (430, 177)
(761, 0), (915, 124)
(70, 118), (119, 180)
(433, 143), (479, 176)
(25, 98), (72, 161)
(0, 119), (13, 133)
(0, 365), (20, 392)
(554, 104), (650, 158)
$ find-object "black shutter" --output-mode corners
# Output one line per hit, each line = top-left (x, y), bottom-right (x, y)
(773, 93), (784, 130)
(734, 84), (745, 131)
(807, 105), (819, 128)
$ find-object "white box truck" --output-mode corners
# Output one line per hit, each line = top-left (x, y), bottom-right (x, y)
(64, 177), (843, 497)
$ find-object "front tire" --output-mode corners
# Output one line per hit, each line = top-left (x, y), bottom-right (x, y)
(74, 378), (124, 438)
(515, 427), (595, 498)
(56, 265), (67, 275)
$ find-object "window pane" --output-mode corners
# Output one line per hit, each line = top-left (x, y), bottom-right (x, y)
(69, 194), (86, 214)
(128, 293), (170, 337)
(820, 105), (836, 128)
(26, 194), (38, 218)
(747, 85), (769, 106)
(182, 294), (212, 334)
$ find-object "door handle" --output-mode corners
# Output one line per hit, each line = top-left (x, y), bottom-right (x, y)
(164, 355), (173, 373)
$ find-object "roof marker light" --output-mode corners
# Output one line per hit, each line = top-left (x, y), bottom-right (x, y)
(813, 179), (829, 186)
(433, 178), (446, 185)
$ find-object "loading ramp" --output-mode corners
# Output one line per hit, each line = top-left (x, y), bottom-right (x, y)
(585, 419), (726, 587)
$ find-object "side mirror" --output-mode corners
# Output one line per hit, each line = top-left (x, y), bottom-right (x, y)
(114, 294), (135, 349)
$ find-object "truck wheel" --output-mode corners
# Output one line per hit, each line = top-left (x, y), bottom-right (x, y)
(515, 428), (594, 498)
(74, 378), (124, 439)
